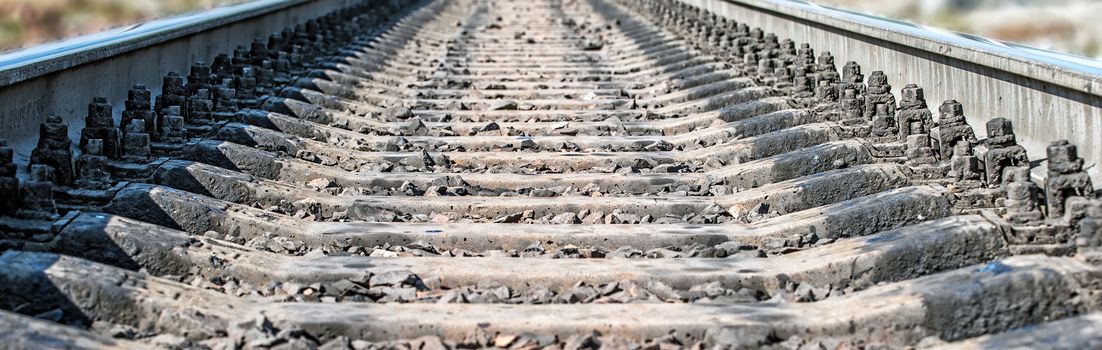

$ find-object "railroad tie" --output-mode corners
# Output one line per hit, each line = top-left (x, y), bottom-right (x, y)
(1, 0), (1101, 348)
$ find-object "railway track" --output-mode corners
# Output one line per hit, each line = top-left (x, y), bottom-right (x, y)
(1, 0), (1101, 348)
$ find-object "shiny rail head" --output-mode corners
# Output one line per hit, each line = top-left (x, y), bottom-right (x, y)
(0, 0), (308, 88)
(682, 0), (1102, 95)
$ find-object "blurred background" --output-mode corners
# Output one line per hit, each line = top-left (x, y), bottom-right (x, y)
(0, 0), (251, 52)
(811, 0), (1102, 59)
(0, 0), (1099, 59)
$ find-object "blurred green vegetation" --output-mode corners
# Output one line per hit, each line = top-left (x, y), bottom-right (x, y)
(0, 0), (252, 52)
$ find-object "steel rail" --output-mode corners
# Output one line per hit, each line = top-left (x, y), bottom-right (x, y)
(0, 0), (318, 87)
